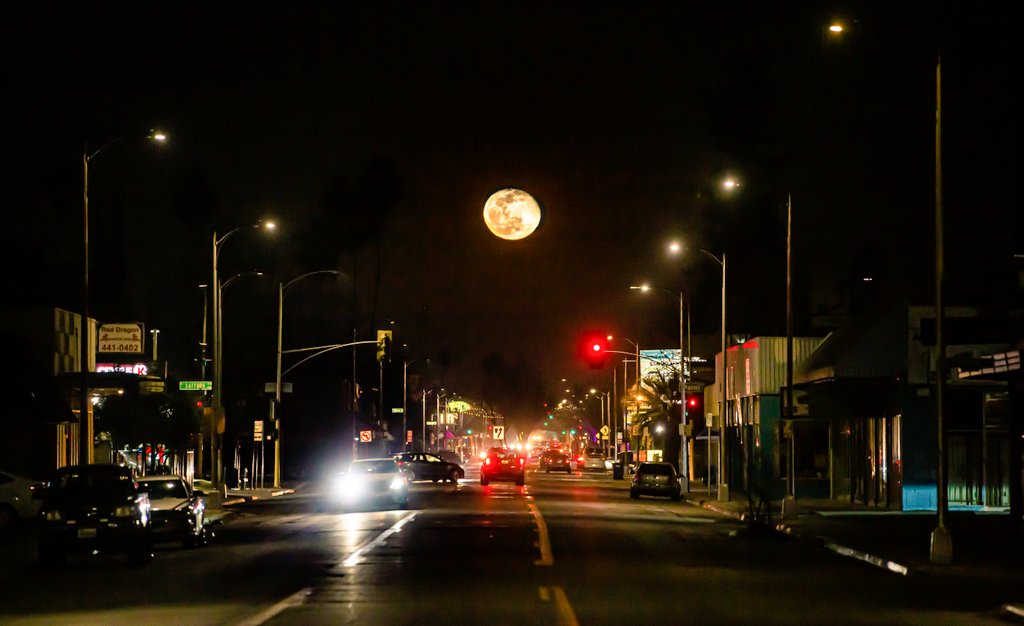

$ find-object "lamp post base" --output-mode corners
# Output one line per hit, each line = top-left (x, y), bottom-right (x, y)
(781, 495), (798, 520)
(930, 525), (954, 564)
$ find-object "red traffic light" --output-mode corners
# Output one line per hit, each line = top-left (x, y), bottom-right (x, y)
(687, 398), (698, 407)
(579, 333), (610, 369)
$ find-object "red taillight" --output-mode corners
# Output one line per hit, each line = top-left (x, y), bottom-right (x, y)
(518, 457), (525, 466)
(484, 457), (492, 466)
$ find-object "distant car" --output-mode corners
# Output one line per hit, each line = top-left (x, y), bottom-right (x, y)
(136, 475), (206, 548)
(394, 452), (464, 483)
(538, 450), (571, 473)
(0, 469), (44, 528)
(580, 448), (608, 472)
(36, 464), (153, 565)
(332, 458), (410, 510)
(630, 462), (683, 500)
(481, 448), (525, 486)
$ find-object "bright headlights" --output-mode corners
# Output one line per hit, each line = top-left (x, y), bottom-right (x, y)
(389, 476), (407, 491)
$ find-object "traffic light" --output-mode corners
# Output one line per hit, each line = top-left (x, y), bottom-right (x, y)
(578, 332), (610, 369)
(376, 330), (393, 362)
(685, 395), (702, 418)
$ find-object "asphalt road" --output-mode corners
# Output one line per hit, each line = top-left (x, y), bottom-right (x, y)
(0, 466), (1015, 625)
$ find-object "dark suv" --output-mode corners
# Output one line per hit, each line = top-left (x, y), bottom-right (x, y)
(37, 464), (153, 565)
(480, 447), (525, 486)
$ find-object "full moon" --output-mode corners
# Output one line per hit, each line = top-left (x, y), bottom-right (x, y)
(483, 188), (542, 240)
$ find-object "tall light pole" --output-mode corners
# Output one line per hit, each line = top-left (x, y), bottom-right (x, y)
(403, 359), (418, 453)
(272, 269), (340, 488)
(150, 329), (160, 361)
(630, 284), (689, 493)
(80, 130), (166, 466)
(671, 241), (728, 501)
(211, 220), (275, 487)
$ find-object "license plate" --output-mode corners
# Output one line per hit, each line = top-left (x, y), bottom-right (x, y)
(501, 460), (510, 465)
(77, 528), (98, 539)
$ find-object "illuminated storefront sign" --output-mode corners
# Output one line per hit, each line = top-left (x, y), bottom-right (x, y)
(96, 362), (150, 375)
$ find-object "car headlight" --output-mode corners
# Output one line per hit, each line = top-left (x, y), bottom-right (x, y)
(389, 476), (407, 491)
(44, 510), (62, 522)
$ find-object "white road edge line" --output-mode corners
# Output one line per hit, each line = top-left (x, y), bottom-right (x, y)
(343, 510), (419, 567)
(234, 586), (312, 626)
(529, 503), (554, 566)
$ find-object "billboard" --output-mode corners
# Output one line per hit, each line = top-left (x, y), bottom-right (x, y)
(98, 323), (145, 354)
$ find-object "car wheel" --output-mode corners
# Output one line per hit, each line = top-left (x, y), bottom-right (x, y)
(515, 474), (525, 486)
(449, 469), (460, 483)
(629, 489), (639, 499)
(480, 475), (489, 486)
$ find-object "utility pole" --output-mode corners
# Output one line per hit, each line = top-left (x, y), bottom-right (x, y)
(783, 194), (798, 519)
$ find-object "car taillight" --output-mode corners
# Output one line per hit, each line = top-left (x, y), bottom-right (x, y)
(484, 458), (492, 466)
(577, 456), (584, 463)
(518, 457), (525, 466)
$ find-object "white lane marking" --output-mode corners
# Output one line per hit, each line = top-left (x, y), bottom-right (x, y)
(550, 586), (580, 626)
(234, 586), (312, 626)
(342, 511), (418, 567)
(529, 503), (554, 566)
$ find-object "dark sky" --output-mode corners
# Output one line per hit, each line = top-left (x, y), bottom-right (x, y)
(2, 3), (1017, 429)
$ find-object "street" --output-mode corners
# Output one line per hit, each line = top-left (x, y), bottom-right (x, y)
(1, 466), (1018, 625)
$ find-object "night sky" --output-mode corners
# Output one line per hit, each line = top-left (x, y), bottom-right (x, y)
(2, 3), (1017, 440)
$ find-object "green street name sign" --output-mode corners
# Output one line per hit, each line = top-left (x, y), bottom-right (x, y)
(391, 407), (404, 413)
(180, 381), (213, 391)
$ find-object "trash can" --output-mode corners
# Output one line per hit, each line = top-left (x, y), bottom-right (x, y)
(612, 462), (624, 480)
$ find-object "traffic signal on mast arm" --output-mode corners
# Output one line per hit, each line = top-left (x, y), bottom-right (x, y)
(685, 394), (702, 418)
(578, 333), (610, 369)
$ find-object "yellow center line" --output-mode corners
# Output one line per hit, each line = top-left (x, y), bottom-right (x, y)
(529, 502), (554, 566)
(548, 586), (579, 626)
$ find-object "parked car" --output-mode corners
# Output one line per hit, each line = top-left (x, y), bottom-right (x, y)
(330, 458), (410, 510)
(36, 464), (153, 565)
(629, 462), (683, 500)
(538, 450), (572, 473)
(394, 452), (464, 483)
(0, 469), (44, 528)
(480, 448), (525, 486)
(136, 475), (206, 548)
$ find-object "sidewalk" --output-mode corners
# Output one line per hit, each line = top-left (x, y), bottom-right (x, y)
(194, 480), (297, 524)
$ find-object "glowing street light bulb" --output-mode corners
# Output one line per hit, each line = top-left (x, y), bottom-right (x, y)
(722, 178), (739, 191)
(828, 22), (844, 33)
(263, 221), (277, 230)
(668, 241), (682, 255)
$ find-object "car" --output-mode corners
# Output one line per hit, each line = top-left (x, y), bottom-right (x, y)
(0, 469), (44, 528)
(36, 464), (153, 565)
(579, 448), (608, 472)
(135, 475), (206, 548)
(480, 448), (525, 486)
(538, 450), (571, 473)
(331, 458), (410, 510)
(629, 462), (683, 500)
(394, 452), (464, 483)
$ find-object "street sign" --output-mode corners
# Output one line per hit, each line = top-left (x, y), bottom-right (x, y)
(492, 425), (505, 440)
(406, 430), (413, 443)
(254, 420), (264, 442)
(180, 380), (212, 391)
(600, 425), (610, 437)
(98, 323), (145, 354)
(263, 382), (293, 395)
(359, 430), (372, 443)
(391, 407), (404, 413)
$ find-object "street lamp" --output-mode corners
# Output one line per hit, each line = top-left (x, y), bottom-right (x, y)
(80, 130), (167, 465)
(211, 220), (275, 487)
(631, 283), (689, 492)
(272, 269), (340, 488)
(669, 241), (728, 501)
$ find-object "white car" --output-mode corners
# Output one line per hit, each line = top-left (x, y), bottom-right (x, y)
(331, 458), (410, 510)
(579, 449), (608, 472)
(135, 475), (207, 548)
(0, 469), (44, 527)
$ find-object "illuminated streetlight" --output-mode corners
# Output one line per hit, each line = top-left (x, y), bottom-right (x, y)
(80, 130), (167, 465)
(211, 219), (276, 486)
(828, 22), (845, 34)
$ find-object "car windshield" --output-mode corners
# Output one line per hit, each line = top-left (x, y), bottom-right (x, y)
(137, 479), (188, 499)
(349, 460), (398, 474)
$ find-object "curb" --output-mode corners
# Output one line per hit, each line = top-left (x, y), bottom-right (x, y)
(689, 497), (913, 576)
